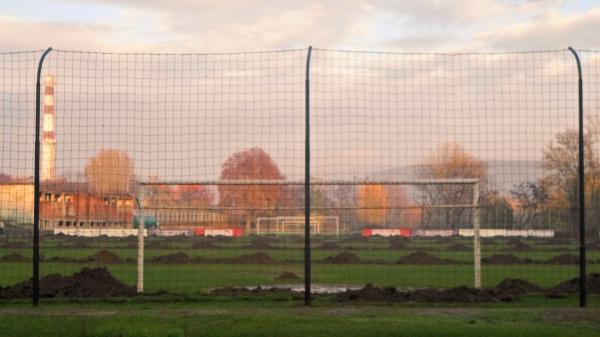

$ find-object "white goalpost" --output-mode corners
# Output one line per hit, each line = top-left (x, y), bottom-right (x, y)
(256, 215), (342, 236)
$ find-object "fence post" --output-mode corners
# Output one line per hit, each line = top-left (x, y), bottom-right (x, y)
(473, 182), (481, 289)
(568, 46), (586, 307)
(137, 186), (145, 293)
(33, 47), (53, 307)
(304, 46), (313, 306)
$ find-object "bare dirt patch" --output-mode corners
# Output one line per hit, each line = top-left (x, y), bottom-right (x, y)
(396, 251), (460, 265)
(319, 242), (342, 250)
(275, 271), (300, 280)
(149, 252), (193, 264)
(0, 267), (136, 299)
(80, 250), (123, 264)
(494, 278), (543, 295)
(336, 284), (513, 303)
(545, 273), (600, 297)
(0, 253), (29, 262)
(544, 253), (579, 265)
(323, 252), (362, 264)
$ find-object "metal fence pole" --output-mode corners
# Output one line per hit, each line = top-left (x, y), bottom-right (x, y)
(568, 46), (586, 307)
(33, 47), (52, 307)
(137, 186), (145, 293)
(304, 46), (313, 306)
(473, 182), (481, 289)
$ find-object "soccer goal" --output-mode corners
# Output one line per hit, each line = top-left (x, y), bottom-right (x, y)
(256, 215), (342, 236)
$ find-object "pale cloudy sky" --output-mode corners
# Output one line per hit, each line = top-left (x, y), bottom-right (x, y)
(0, 0), (599, 52)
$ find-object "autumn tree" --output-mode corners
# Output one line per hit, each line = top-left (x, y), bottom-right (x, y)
(541, 119), (600, 233)
(387, 186), (422, 228)
(218, 148), (284, 224)
(85, 149), (134, 195)
(417, 142), (487, 228)
(510, 181), (548, 227)
(356, 184), (389, 226)
(480, 190), (514, 228)
(172, 185), (213, 207)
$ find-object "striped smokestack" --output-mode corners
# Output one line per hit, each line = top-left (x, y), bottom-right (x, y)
(41, 75), (56, 181)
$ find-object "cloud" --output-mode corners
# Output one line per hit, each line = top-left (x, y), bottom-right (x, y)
(477, 8), (600, 50)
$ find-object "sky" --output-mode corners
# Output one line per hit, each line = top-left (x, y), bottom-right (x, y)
(0, 0), (599, 52)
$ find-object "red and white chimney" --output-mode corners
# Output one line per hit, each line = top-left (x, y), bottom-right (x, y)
(41, 75), (56, 181)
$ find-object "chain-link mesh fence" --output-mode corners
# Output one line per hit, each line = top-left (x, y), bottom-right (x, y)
(0, 48), (597, 304)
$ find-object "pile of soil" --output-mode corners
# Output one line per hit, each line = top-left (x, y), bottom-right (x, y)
(220, 252), (275, 264)
(44, 256), (78, 263)
(323, 252), (362, 264)
(396, 251), (458, 265)
(546, 273), (600, 297)
(507, 241), (531, 252)
(319, 242), (342, 250)
(191, 241), (217, 249)
(80, 250), (123, 264)
(544, 253), (579, 264)
(145, 242), (172, 249)
(0, 253), (29, 262)
(0, 267), (136, 299)
(482, 254), (533, 265)
(388, 241), (407, 250)
(149, 252), (193, 264)
(275, 271), (300, 280)
(494, 278), (543, 295)
(336, 284), (512, 303)
(447, 243), (470, 251)
(0, 241), (28, 249)
(210, 286), (296, 297)
(342, 234), (368, 243)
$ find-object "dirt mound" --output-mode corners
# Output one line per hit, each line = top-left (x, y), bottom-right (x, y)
(396, 251), (457, 265)
(545, 253), (579, 264)
(149, 252), (193, 264)
(191, 241), (217, 249)
(495, 278), (543, 295)
(323, 252), (362, 264)
(80, 250), (123, 264)
(546, 273), (600, 296)
(0, 253), (29, 262)
(507, 241), (531, 251)
(388, 240), (407, 250)
(222, 252), (275, 264)
(0, 241), (28, 249)
(0, 267), (136, 299)
(342, 234), (368, 243)
(145, 241), (172, 249)
(319, 242), (341, 250)
(275, 271), (300, 280)
(482, 254), (533, 265)
(336, 284), (512, 303)
(447, 243), (470, 251)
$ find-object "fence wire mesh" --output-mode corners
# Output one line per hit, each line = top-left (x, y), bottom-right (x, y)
(0, 48), (597, 303)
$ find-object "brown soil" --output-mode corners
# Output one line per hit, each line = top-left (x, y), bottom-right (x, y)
(275, 271), (300, 280)
(494, 278), (544, 295)
(546, 273), (600, 296)
(336, 284), (513, 303)
(210, 286), (296, 297)
(0, 241), (28, 249)
(0, 267), (136, 299)
(219, 252), (275, 264)
(482, 254), (535, 265)
(396, 251), (459, 265)
(544, 253), (579, 264)
(319, 242), (342, 250)
(323, 252), (362, 264)
(388, 241), (407, 250)
(507, 241), (531, 252)
(80, 250), (123, 264)
(0, 253), (29, 262)
(191, 241), (217, 249)
(342, 234), (368, 243)
(149, 252), (193, 264)
(447, 243), (470, 251)
(245, 241), (273, 250)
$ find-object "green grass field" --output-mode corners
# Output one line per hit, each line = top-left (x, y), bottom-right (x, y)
(0, 295), (599, 337)
(1, 235), (599, 293)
